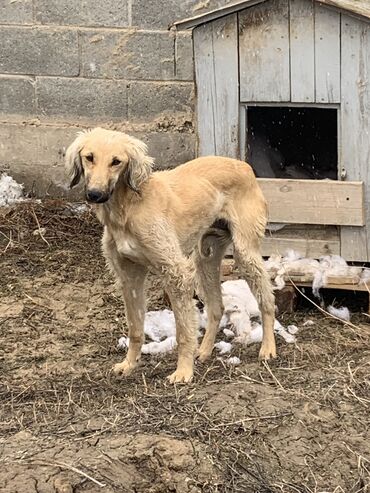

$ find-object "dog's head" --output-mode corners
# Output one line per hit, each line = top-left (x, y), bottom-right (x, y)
(65, 128), (154, 203)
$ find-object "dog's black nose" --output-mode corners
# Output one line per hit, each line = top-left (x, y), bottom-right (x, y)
(86, 189), (108, 203)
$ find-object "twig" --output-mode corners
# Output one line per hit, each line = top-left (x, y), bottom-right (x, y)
(31, 206), (50, 246)
(262, 361), (285, 391)
(23, 460), (106, 487)
(289, 277), (366, 333)
(346, 386), (370, 407)
(211, 411), (292, 429)
(24, 293), (53, 311)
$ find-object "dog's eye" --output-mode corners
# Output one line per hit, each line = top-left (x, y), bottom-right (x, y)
(111, 158), (121, 167)
(85, 154), (94, 163)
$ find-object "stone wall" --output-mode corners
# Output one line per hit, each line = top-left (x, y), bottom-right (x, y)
(0, 0), (227, 197)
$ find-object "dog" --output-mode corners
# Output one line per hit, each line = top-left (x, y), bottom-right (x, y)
(65, 127), (276, 383)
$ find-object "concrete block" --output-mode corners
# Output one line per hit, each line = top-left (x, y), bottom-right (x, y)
(34, 0), (129, 27)
(0, 27), (79, 76)
(81, 29), (174, 80)
(0, 123), (78, 167)
(0, 123), (82, 197)
(128, 81), (194, 121)
(1, 162), (74, 198)
(0, 76), (36, 115)
(175, 32), (193, 81)
(0, 0), (33, 24)
(131, 0), (230, 29)
(139, 131), (195, 168)
(36, 77), (129, 122)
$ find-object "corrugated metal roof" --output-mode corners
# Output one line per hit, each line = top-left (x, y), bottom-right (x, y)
(172, 0), (370, 30)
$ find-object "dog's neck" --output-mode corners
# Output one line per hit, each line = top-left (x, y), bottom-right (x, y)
(93, 181), (138, 227)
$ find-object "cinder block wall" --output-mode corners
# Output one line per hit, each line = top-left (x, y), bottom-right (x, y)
(0, 0), (227, 197)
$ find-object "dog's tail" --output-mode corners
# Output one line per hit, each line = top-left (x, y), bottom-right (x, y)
(198, 219), (231, 258)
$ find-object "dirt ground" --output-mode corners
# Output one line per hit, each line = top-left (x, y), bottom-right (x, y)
(0, 202), (369, 493)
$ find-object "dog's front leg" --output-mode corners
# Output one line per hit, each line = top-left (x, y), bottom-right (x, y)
(112, 263), (147, 376)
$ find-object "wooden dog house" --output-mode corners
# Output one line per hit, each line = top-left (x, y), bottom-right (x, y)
(174, 0), (370, 262)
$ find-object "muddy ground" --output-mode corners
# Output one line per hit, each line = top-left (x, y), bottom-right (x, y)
(0, 202), (369, 493)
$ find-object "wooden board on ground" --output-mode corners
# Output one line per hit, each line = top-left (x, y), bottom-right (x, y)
(257, 178), (365, 226)
(325, 275), (360, 285)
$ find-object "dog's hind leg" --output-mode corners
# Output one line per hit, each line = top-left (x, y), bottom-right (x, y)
(195, 231), (230, 362)
(230, 215), (276, 361)
(102, 231), (147, 376)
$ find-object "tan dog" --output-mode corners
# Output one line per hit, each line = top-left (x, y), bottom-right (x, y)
(65, 128), (276, 383)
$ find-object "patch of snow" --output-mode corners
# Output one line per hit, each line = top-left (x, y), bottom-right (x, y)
(214, 341), (232, 354)
(144, 309), (175, 342)
(360, 268), (370, 285)
(225, 356), (241, 366)
(223, 328), (235, 338)
(141, 336), (177, 354)
(33, 227), (47, 236)
(327, 305), (350, 321)
(274, 320), (296, 344)
(303, 319), (315, 326)
(287, 325), (299, 335)
(0, 173), (24, 207)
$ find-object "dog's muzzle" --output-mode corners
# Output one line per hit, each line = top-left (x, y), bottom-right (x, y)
(86, 189), (110, 203)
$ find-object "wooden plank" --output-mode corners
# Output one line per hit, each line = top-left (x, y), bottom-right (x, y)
(172, 0), (268, 30)
(193, 24), (216, 156)
(226, 225), (340, 258)
(211, 14), (239, 157)
(317, 0), (370, 20)
(315, 4), (340, 103)
(257, 178), (365, 225)
(261, 236), (340, 257)
(340, 15), (370, 261)
(325, 275), (360, 285)
(193, 14), (239, 158)
(239, 0), (290, 102)
(289, 0), (315, 102)
(284, 279), (370, 292)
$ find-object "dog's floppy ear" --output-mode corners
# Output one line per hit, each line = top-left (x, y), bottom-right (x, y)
(65, 132), (86, 188)
(123, 136), (154, 194)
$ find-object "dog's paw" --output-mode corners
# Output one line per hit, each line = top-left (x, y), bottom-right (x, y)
(112, 359), (137, 376)
(196, 348), (212, 363)
(258, 344), (277, 361)
(196, 339), (214, 363)
(167, 367), (193, 384)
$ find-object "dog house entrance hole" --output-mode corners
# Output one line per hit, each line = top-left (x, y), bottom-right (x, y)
(246, 106), (338, 180)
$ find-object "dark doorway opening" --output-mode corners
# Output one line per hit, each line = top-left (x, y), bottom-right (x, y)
(246, 106), (338, 180)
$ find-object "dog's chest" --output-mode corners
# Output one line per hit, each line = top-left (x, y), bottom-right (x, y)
(112, 231), (144, 262)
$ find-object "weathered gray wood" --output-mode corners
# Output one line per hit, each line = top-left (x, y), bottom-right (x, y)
(211, 14), (239, 157)
(290, 0), (315, 102)
(193, 14), (239, 158)
(173, 0), (268, 30)
(317, 0), (370, 20)
(239, 0), (290, 102)
(315, 4), (340, 103)
(258, 178), (365, 226)
(340, 14), (370, 261)
(193, 24), (216, 156)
